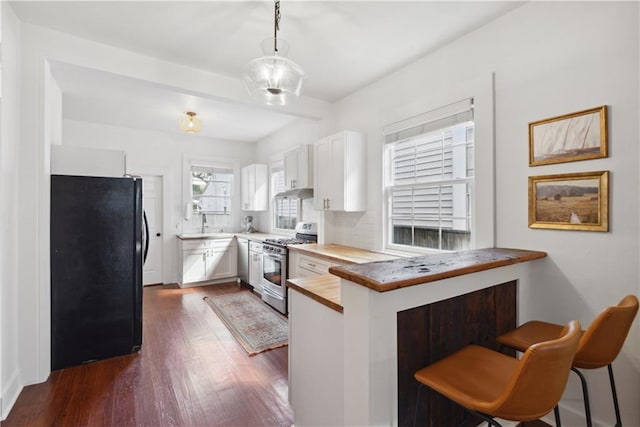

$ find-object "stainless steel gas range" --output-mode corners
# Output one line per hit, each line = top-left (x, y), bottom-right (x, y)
(261, 223), (317, 314)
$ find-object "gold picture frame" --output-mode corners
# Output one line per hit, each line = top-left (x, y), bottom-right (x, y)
(528, 171), (609, 231)
(529, 105), (608, 166)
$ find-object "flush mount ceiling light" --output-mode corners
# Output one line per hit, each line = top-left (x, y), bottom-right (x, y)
(243, 0), (304, 106)
(180, 111), (202, 134)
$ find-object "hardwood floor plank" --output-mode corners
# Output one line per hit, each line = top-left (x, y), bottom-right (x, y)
(2, 283), (293, 427)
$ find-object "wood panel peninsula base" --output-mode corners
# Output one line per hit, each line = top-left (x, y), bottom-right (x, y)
(287, 248), (546, 426)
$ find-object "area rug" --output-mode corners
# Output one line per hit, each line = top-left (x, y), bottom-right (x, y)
(203, 292), (288, 356)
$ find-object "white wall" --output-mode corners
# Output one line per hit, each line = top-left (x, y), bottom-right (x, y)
(62, 118), (258, 284)
(0, 3), (21, 420)
(493, 4), (639, 425)
(259, 2), (640, 426)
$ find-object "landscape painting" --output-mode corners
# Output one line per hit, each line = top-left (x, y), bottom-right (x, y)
(529, 171), (609, 231)
(529, 106), (607, 166)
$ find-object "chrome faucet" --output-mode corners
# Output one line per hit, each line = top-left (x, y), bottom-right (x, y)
(201, 213), (207, 233)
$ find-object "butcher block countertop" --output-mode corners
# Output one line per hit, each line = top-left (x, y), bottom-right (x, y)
(329, 248), (547, 293)
(288, 274), (343, 313)
(288, 243), (400, 265)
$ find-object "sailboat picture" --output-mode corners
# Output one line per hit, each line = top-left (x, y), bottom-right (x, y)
(529, 105), (607, 166)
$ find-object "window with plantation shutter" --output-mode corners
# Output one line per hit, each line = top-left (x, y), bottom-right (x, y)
(271, 159), (299, 230)
(385, 98), (474, 251)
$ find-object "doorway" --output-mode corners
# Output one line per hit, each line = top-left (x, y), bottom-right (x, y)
(142, 175), (163, 285)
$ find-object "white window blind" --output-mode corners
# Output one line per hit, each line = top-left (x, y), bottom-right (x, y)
(271, 160), (286, 195)
(385, 98), (474, 251)
(384, 98), (474, 144)
(271, 159), (298, 230)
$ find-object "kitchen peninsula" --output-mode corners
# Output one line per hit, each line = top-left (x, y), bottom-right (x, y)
(287, 248), (547, 426)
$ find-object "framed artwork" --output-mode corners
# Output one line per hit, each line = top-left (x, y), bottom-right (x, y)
(528, 171), (609, 231)
(529, 105), (608, 166)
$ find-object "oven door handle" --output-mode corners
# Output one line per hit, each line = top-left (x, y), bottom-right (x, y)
(262, 286), (283, 299)
(264, 253), (284, 261)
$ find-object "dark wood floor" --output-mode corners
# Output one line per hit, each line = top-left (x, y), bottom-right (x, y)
(2, 283), (293, 427)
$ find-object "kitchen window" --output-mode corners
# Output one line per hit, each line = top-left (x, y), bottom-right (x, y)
(271, 159), (299, 231)
(191, 164), (234, 227)
(384, 98), (474, 252)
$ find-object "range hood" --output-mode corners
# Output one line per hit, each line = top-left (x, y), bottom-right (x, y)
(275, 188), (314, 199)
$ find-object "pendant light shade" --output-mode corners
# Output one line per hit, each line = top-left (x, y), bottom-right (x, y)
(243, 1), (304, 106)
(180, 111), (202, 134)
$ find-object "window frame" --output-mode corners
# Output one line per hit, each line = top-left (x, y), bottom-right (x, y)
(190, 165), (234, 216)
(383, 100), (476, 254)
(182, 153), (240, 230)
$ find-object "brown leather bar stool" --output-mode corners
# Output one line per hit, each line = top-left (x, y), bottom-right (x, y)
(414, 320), (581, 427)
(496, 295), (638, 427)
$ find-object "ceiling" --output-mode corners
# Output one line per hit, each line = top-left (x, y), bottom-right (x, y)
(11, 1), (524, 142)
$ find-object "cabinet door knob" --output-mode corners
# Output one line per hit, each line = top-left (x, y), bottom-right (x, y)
(156, 232), (161, 237)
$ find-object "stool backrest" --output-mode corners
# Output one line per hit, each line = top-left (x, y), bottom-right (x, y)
(574, 294), (639, 369)
(489, 320), (581, 421)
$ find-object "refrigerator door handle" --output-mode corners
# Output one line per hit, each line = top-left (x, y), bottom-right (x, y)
(143, 210), (150, 264)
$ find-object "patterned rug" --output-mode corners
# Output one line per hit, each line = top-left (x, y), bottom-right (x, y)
(203, 292), (288, 356)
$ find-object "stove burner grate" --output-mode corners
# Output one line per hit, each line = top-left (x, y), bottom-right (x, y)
(264, 238), (310, 246)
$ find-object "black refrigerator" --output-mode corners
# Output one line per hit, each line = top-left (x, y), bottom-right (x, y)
(51, 174), (146, 370)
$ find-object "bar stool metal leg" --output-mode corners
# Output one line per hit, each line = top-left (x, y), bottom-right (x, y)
(413, 381), (506, 427)
(571, 367), (592, 427)
(554, 405), (562, 427)
(608, 364), (622, 427)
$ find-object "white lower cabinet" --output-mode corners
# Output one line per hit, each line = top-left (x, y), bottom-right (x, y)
(209, 241), (237, 279)
(297, 254), (335, 277)
(289, 251), (342, 279)
(182, 249), (208, 283)
(289, 289), (344, 426)
(178, 238), (238, 287)
(248, 241), (263, 293)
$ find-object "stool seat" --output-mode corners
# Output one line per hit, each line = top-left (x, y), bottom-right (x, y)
(496, 320), (570, 351)
(414, 320), (581, 426)
(496, 295), (638, 427)
(415, 345), (521, 419)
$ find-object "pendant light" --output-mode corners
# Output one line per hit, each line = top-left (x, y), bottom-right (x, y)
(243, 0), (304, 106)
(180, 111), (202, 134)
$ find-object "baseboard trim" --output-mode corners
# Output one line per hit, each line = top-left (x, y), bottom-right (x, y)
(178, 277), (240, 288)
(1, 370), (22, 421)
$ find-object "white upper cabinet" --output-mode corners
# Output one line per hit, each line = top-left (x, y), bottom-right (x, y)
(284, 144), (313, 191)
(241, 163), (268, 211)
(314, 131), (366, 212)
